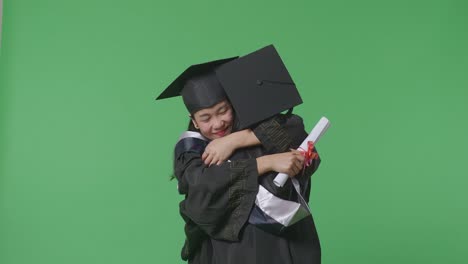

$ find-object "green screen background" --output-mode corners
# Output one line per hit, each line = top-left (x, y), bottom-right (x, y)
(1, 0), (467, 263)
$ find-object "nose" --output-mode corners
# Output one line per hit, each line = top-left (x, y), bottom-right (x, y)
(213, 117), (225, 130)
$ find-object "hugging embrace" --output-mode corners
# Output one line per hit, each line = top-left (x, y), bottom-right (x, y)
(157, 45), (323, 264)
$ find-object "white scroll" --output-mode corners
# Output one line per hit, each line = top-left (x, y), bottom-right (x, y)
(273, 116), (331, 187)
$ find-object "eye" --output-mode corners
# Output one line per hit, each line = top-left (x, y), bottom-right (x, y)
(218, 106), (230, 114)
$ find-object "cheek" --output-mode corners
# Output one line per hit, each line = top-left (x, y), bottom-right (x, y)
(197, 123), (211, 134)
(223, 111), (234, 125)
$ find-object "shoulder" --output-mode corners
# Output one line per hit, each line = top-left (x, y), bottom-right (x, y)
(278, 113), (307, 147)
(276, 113), (304, 124)
(174, 131), (209, 160)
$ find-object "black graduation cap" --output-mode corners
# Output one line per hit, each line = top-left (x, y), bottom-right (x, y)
(156, 45), (302, 129)
(216, 44), (303, 129)
(156, 57), (237, 100)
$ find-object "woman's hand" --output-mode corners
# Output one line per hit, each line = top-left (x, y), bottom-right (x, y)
(257, 150), (305, 177)
(202, 129), (262, 166)
(202, 136), (237, 166)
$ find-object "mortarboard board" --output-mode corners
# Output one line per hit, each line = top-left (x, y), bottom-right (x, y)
(156, 57), (238, 114)
(215, 45), (303, 129)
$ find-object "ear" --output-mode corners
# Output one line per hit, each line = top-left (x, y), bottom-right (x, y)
(190, 116), (200, 129)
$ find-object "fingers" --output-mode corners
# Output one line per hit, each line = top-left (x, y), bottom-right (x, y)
(290, 149), (302, 155)
(290, 149), (305, 160)
(210, 157), (220, 167)
(293, 158), (303, 175)
(287, 161), (300, 176)
(290, 152), (304, 176)
(268, 150), (307, 176)
(204, 155), (213, 166)
(295, 152), (305, 163)
(203, 152), (223, 167)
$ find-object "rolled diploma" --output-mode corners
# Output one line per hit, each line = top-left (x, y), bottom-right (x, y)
(273, 116), (331, 187)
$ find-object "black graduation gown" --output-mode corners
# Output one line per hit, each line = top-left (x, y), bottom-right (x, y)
(173, 114), (321, 264)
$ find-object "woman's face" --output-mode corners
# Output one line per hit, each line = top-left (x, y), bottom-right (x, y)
(191, 100), (234, 140)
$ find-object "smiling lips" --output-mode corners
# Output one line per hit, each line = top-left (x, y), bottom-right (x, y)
(215, 128), (228, 137)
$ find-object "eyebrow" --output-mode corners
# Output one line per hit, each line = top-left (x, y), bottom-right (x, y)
(217, 103), (229, 111)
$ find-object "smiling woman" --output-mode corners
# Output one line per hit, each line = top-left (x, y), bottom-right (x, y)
(190, 100), (234, 140)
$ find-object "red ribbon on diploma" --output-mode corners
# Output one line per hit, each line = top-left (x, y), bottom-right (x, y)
(299, 141), (319, 173)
